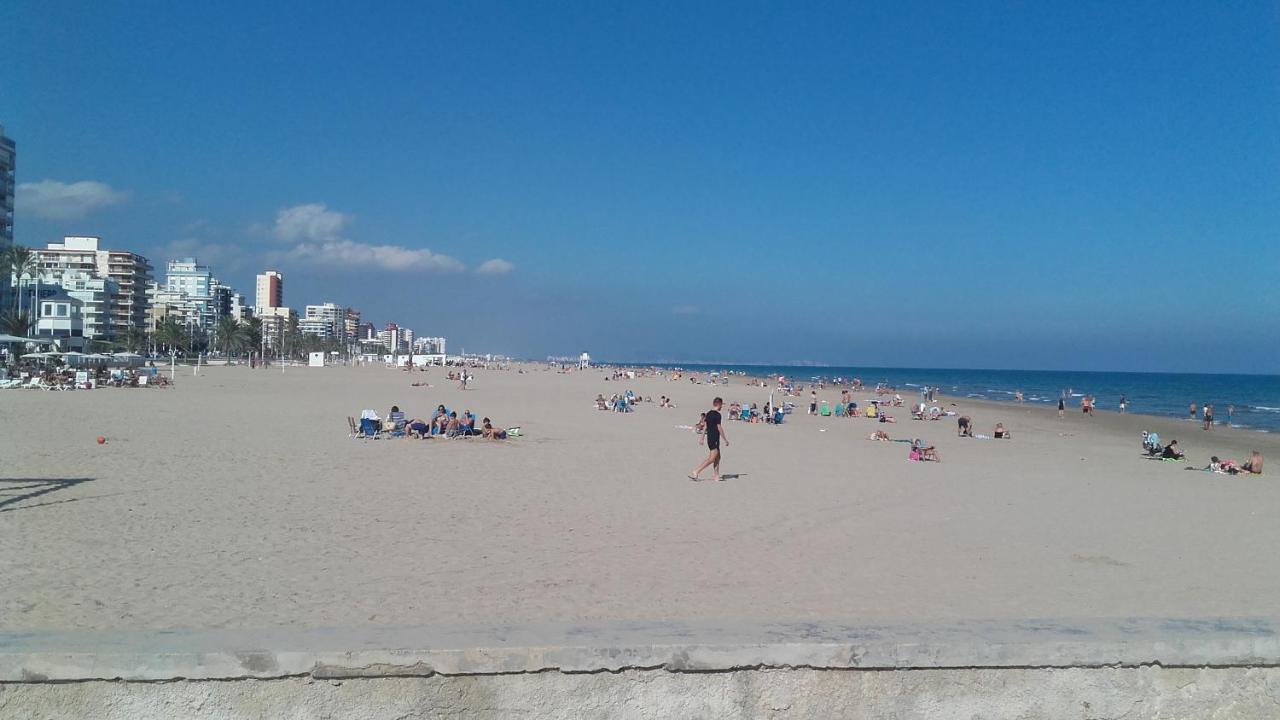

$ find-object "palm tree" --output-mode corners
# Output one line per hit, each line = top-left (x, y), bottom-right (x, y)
(6, 246), (37, 313)
(153, 318), (189, 355)
(117, 327), (148, 354)
(0, 309), (32, 336)
(243, 317), (263, 354)
(216, 316), (245, 357)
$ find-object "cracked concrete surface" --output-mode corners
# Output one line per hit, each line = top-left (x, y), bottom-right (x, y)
(4, 667), (1280, 719)
(3, 618), (1280, 718)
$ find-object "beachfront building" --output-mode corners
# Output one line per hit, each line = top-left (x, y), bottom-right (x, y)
(0, 125), (13, 311)
(0, 124), (13, 254)
(378, 323), (414, 353)
(147, 282), (200, 332)
(164, 258), (219, 331)
(255, 270), (283, 311)
(302, 302), (345, 339)
(413, 336), (447, 355)
(19, 270), (115, 343)
(257, 305), (293, 350)
(32, 285), (87, 351)
(36, 236), (153, 338)
(344, 308), (360, 342)
(228, 290), (250, 321)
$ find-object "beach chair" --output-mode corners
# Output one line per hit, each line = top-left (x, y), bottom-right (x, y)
(348, 416), (362, 438)
(359, 417), (381, 439)
(820, 402), (832, 417)
(834, 403), (846, 417)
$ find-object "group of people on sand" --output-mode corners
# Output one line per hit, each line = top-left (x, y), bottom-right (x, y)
(955, 416), (1012, 439)
(596, 391), (660, 412)
(363, 404), (509, 440)
(1203, 452), (1264, 475)
(1142, 431), (1262, 474)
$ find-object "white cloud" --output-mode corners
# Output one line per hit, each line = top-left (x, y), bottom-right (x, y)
(288, 239), (465, 272)
(163, 237), (243, 271)
(17, 180), (129, 220)
(476, 258), (515, 275)
(272, 203), (351, 242)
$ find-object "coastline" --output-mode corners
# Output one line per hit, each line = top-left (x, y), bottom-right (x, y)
(604, 361), (1278, 434)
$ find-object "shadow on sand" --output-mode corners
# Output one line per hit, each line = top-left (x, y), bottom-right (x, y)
(0, 478), (94, 513)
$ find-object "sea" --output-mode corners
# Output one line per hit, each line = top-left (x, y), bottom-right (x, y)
(619, 364), (1280, 434)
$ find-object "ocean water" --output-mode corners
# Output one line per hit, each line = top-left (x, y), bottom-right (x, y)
(632, 364), (1280, 433)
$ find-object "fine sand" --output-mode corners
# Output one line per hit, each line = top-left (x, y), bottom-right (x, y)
(2, 363), (1279, 633)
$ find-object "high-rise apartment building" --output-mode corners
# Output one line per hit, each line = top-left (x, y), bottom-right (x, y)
(36, 236), (152, 338)
(255, 270), (283, 311)
(344, 308), (360, 342)
(301, 302), (344, 339)
(0, 124), (14, 253)
(165, 258), (217, 330)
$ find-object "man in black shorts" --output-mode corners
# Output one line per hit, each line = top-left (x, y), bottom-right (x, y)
(690, 397), (728, 482)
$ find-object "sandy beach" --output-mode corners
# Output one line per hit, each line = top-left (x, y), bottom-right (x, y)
(3, 363), (1279, 634)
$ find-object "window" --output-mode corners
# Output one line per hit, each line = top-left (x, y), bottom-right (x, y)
(58, 304), (68, 317)
(43, 303), (53, 316)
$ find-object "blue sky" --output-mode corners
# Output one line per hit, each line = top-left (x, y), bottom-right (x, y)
(3, 1), (1277, 372)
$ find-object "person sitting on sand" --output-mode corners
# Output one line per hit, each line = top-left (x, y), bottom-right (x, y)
(406, 417), (431, 438)
(867, 430), (890, 441)
(1162, 440), (1185, 460)
(993, 423), (1010, 439)
(595, 394), (608, 411)
(481, 418), (507, 440)
(878, 412), (896, 423)
(1241, 451), (1264, 474)
(910, 438), (940, 462)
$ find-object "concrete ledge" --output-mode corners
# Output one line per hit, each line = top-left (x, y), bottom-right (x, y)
(2, 617), (1278, 682)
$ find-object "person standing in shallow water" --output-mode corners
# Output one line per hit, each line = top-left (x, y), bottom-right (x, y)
(690, 397), (728, 482)
(1204, 404), (1214, 431)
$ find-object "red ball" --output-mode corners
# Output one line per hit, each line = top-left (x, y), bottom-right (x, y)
(96, 436), (106, 445)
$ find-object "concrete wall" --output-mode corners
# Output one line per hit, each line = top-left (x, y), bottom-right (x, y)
(4, 667), (1280, 719)
(3, 618), (1279, 719)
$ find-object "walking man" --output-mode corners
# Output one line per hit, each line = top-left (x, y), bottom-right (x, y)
(690, 397), (728, 482)
(1204, 403), (1214, 431)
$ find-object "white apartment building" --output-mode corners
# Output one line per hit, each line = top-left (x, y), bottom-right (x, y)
(302, 302), (344, 338)
(413, 336), (447, 355)
(19, 270), (115, 342)
(38, 236), (152, 336)
(257, 305), (293, 350)
(255, 270), (283, 311)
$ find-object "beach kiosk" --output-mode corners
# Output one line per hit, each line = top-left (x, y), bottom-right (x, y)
(579, 352), (591, 370)
(308, 351), (325, 368)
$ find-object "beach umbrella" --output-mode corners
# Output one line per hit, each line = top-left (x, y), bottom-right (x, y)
(0, 334), (42, 343)
(112, 352), (143, 358)
(21, 352), (50, 359)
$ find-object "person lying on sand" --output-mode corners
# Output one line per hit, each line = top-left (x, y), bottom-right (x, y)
(868, 430), (891, 441)
(407, 418), (431, 438)
(1161, 440), (1185, 460)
